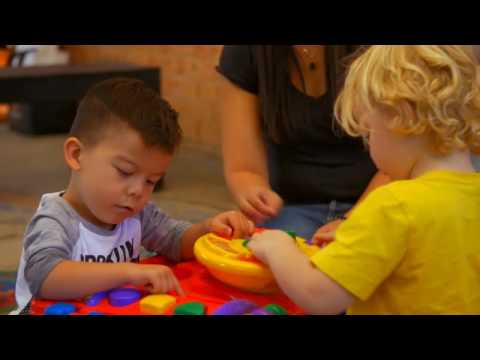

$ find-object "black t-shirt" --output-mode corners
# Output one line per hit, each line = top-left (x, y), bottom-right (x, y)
(217, 45), (377, 204)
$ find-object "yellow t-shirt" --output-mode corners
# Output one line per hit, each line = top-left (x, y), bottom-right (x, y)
(311, 170), (480, 314)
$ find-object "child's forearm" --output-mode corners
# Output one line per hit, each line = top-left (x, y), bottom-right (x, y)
(266, 243), (325, 311)
(179, 222), (210, 260)
(39, 260), (134, 300)
(265, 243), (351, 315)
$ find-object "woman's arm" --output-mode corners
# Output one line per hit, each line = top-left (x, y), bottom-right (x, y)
(219, 75), (283, 224)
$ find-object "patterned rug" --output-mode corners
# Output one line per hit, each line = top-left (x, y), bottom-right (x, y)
(0, 200), (35, 314)
(0, 272), (16, 314)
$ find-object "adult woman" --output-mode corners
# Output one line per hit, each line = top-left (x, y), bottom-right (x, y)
(217, 45), (389, 240)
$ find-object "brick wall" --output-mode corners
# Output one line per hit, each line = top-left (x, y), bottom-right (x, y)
(65, 45), (224, 153)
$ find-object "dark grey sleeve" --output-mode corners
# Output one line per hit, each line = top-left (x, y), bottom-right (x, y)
(140, 202), (192, 263)
(23, 215), (77, 297)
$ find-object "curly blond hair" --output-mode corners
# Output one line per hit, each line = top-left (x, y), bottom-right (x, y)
(335, 45), (480, 154)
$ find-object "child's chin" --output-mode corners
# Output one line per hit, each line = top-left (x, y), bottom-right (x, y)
(108, 216), (128, 225)
(96, 214), (125, 228)
(95, 207), (136, 227)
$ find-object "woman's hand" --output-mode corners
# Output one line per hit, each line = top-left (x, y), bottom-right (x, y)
(235, 186), (283, 225)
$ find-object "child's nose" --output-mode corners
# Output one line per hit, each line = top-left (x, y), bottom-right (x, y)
(128, 180), (146, 198)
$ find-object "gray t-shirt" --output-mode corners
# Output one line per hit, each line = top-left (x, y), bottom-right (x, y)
(12, 192), (192, 313)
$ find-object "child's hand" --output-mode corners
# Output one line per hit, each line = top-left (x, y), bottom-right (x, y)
(207, 210), (255, 239)
(236, 187), (283, 224)
(126, 264), (184, 296)
(247, 230), (294, 264)
(312, 219), (343, 246)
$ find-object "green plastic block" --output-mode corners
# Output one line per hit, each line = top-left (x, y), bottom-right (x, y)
(264, 303), (288, 315)
(174, 302), (206, 315)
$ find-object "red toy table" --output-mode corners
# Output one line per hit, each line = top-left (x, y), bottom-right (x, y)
(30, 256), (304, 315)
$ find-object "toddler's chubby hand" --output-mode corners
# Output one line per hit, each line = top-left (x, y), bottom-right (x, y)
(247, 230), (294, 263)
(206, 210), (255, 239)
(126, 264), (184, 296)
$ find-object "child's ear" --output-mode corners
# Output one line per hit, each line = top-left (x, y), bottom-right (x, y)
(64, 137), (84, 171)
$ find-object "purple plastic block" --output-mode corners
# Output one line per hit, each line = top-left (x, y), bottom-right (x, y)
(85, 290), (109, 306)
(248, 308), (272, 316)
(108, 288), (142, 307)
(212, 300), (258, 315)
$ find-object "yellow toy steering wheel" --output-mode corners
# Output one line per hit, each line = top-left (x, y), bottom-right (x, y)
(194, 231), (321, 294)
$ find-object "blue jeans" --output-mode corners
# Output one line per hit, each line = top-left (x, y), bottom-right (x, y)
(261, 201), (353, 240)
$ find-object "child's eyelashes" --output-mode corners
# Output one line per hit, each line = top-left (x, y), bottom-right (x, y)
(146, 176), (163, 186)
(115, 167), (133, 178)
(114, 166), (161, 186)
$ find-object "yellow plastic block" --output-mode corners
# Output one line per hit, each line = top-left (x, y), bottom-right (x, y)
(140, 295), (176, 315)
